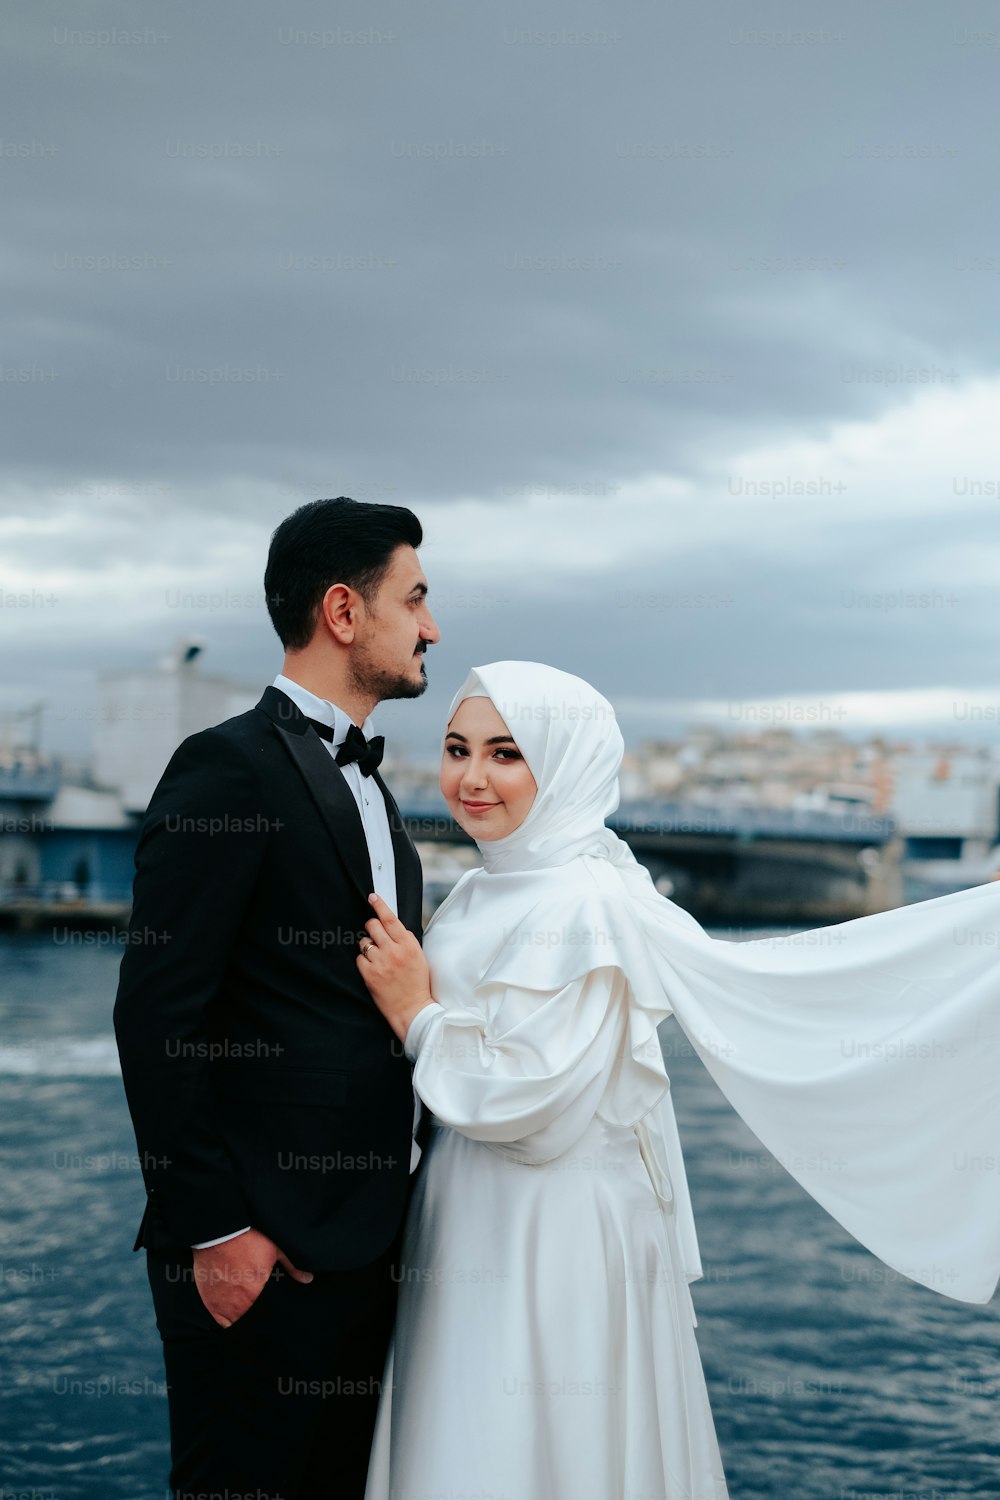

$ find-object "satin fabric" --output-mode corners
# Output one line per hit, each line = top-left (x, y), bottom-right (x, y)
(365, 661), (1000, 1499)
(365, 968), (728, 1499)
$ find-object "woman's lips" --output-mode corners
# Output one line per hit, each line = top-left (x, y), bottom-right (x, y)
(462, 800), (499, 812)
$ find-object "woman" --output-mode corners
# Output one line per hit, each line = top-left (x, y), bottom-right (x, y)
(357, 661), (1000, 1499)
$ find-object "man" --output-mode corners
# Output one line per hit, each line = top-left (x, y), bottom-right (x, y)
(114, 496), (440, 1499)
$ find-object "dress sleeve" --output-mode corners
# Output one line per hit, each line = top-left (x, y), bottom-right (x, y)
(405, 966), (629, 1165)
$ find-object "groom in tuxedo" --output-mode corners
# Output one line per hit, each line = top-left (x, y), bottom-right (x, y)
(114, 496), (440, 1500)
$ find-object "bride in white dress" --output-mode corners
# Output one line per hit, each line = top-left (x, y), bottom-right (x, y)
(357, 661), (1000, 1500)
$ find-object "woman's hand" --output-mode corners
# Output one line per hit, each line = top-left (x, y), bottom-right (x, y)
(357, 893), (437, 1044)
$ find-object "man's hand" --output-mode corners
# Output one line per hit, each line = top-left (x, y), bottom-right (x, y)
(192, 1228), (313, 1328)
(357, 893), (437, 1044)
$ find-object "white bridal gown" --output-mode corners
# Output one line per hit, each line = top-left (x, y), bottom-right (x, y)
(364, 863), (1000, 1500)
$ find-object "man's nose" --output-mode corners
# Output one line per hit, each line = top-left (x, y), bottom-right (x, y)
(421, 609), (441, 644)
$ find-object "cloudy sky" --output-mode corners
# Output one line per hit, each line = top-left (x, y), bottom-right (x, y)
(3, 0), (999, 759)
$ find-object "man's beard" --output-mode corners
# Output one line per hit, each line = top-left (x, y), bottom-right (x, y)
(350, 646), (428, 702)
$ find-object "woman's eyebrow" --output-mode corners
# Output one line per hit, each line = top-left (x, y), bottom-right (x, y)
(445, 731), (517, 746)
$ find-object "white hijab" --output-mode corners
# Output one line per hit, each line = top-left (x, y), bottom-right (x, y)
(427, 661), (1000, 1304)
(448, 659), (624, 873)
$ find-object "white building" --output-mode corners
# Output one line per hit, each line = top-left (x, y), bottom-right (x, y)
(888, 748), (1000, 858)
(887, 747), (1000, 897)
(94, 641), (258, 812)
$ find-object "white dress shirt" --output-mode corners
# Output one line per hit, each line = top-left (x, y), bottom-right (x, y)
(192, 673), (420, 1251)
(272, 673), (397, 911)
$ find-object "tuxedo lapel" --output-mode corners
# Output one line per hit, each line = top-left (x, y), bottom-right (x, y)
(257, 687), (374, 905)
(371, 767), (424, 933)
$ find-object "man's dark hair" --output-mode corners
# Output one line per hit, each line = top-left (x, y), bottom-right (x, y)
(265, 496), (423, 650)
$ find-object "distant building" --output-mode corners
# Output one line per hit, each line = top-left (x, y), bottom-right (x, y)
(887, 747), (1000, 859)
(95, 640), (257, 812)
(886, 747), (1000, 896)
(0, 643), (258, 921)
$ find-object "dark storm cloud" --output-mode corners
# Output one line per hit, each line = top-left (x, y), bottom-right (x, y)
(4, 0), (995, 499)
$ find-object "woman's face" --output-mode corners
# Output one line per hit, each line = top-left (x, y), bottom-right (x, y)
(440, 696), (538, 841)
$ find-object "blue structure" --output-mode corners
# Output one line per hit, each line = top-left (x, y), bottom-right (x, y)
(0, 758), (139, 915)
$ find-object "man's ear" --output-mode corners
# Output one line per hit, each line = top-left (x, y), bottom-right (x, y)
(320, 583), (356, 644)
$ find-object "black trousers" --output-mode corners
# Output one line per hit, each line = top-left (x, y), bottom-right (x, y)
(145, 1236), (400, 1500)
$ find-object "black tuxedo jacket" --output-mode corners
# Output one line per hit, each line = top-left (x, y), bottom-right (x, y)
(113, 686), (423, 1271)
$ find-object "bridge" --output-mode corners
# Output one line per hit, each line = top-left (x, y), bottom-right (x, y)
(399, 797), (903, 924)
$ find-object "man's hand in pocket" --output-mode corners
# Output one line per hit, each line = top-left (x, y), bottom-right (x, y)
(192, 1228), (313, 1327)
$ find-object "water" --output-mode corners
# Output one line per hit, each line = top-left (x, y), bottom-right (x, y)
(1, 932), (998, 1499)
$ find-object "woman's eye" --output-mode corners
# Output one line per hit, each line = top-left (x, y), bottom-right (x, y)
(494, 749), (522, 762)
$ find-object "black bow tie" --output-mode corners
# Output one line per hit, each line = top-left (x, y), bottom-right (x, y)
(307, 718), (385, 777)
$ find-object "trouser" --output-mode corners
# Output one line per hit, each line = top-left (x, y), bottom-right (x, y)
(145, 1236), (400, 1500)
